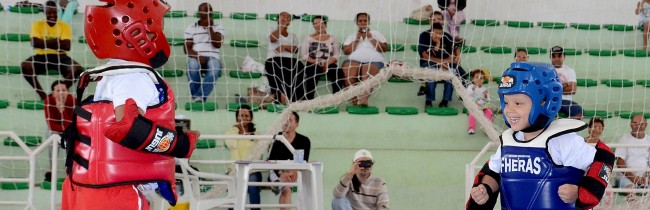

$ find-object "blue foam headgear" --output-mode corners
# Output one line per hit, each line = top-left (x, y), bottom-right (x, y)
(498, 62), (563, 131)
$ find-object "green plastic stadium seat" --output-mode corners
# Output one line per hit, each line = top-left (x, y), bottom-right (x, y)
(230, 40), (259, 48)
(194, 12), (223, 19)
(156, 69), (184, 77)
(604, 24), (634, 31)
(314, 106), (339, 114)
(385, 106), (419, 115)
(0, 99), (9, 109)
(0, 66), (21, 74)
(78, 36), (86, 43)
(3, 136), (42, 147)
(346, 105), (379, 115)
(538, 22), (567, 29)
(576, 78), (598, 87)
(505, 21), (533, 28)
(601, 79), (634, 87)
(0, 182), (29, 190)
(229, 71), (262, 79)
(471, 19), (500, 26)
(493, 76), (503, 84)
(619, 111), (650, 119)
(623, 50), (650, 57)
(588, 49), (617, 56)
(583, 110), (612, 118)
(388, 77), (412, 83)
(517, 47), (547, 55)
(425, 107), (459, 116)
(41, 180), (63, 190)
(17, 100), (44, 110)
(167, 38), (185, 46)
(461, 46), (477, 53)
(231, 12), (257, 20)
(0, 33), (30, 42)
(227, 103), (259, 112)
(562, 48), (583, 56)
(184, 102), (217, 111)
(266, 104), (287, 113)
(482, 46), (512, 54)
(636, 80), (650, 87)
(403, 18), (429, 25)
(302, 15), (328, 22)
(9, 6), (40, 14)
(570, 23), (601, 30)
(164, 11), (187, 18)
(410, 44), (419, 52)
(195, 139), (217, 149)
(265, 14), (279, 21)
(387, 44), (404, 51)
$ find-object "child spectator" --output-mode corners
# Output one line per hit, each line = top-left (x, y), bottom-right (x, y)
(636, 0), (650, 51)
(466, 70), (493, 135)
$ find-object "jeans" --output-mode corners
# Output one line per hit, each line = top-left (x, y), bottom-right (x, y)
(187, 56), (222, 101)
(229, 172), (261, 210)
(422, 61), (454, 102)
(331, 197), (353, 210)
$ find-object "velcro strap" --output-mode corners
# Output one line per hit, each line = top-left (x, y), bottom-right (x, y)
(74, 106), (92, 121)
(120, 115), (154, 149)
(72, 153), (89, 170)
(78, 134), (91, 146)
(579, 176), (606, 198)
(479, 162), (501, 183)
(594, 147), (615, 166)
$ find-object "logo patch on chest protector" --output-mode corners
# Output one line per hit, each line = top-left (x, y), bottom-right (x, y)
(599, 164), (612, 183)
(145, 127), (175, 153)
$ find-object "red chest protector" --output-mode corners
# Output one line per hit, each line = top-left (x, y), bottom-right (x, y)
(65, 62), (176, 188)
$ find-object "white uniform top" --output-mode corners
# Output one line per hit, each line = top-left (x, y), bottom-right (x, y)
(489, 130), (596, 173)
(555, 64), (577, 101)
(93, 60), (160, 113)
(465, 84), (491, 109)
(266, 30), (298, 59)
(614, 133), (650, 176)
(183, 22), (225, 59)
(343, 29), (387, 63)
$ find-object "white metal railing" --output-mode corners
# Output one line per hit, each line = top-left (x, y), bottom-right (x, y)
(465, 142), (650, 202)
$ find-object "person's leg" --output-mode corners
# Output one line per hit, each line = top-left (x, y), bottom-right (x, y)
(187, 57), (203, 101)
(644, 21), (650, 51)
(326, 64), (344, 94)
(265, 58), (282, 104)
(558, 100), (571, 118)
(247, 172), (261, 210)
(440, 80), (453, 105)
(342, 61), (360, 105)
(567, 100), (584, 120)
(201, 57), (222, 101)
(359, 62), (382, 105)
(303, 63), (319, 100)
(331, 196), (353, 210)
(57, 55), (82, 88)
(279, 186), (292, 210)
(21, 55), (47, 100)
(484, 108), (494, 121)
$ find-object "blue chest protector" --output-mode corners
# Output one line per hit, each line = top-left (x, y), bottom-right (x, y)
(499, 119), (587, 210)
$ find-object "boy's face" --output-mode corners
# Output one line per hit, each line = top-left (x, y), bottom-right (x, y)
(432, 14), (444, 25)
(515, 51), (529, 62)
(503, 94), (533, 131)
(472, 72), (484, 86)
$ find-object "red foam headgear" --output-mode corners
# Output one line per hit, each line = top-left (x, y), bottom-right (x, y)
(84, 0), (171, 68)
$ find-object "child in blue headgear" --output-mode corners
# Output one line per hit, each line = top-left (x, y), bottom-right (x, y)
(466, 62), (615, 210)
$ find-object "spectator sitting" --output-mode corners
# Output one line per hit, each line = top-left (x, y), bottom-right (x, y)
(342, 13), (388, 107)
(466, 70), (493, 135)
(265, 12), (305, 104)
(637, 0), (650, 51)
(183, 2), (224, 103)
(418, 22), (463, 108)
(409, 4), (434, 21)
(440, 0), (466, 42)
(224, 105), (262, 210)
(300, 15), (345, 100)
(514, 49), (529, 62)
(332, 149), (389, 210)
(585, 117), (605, 144)
(21, 0), (82, 100)
(550, 46), (583, 119)
(57, 0), (78, 24)
(615, 113), (649, 202)
(267, 112), (311, 210)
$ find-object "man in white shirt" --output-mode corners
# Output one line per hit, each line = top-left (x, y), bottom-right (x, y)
(184, 2), (224, 102)
(550, 46), (583, 119)
(615, 114), (650, 198)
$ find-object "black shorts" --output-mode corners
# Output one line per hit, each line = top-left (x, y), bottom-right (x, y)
(23, 54), (78, 75)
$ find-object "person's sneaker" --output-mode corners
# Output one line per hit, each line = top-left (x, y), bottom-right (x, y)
(439, 100), (448, 108)
(417, 84), (426, 96)
(44, 171), (52, 182)
(468, 129), (475, 135)
(425, 101), (432, 108)
(192, 97), (203, 103)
